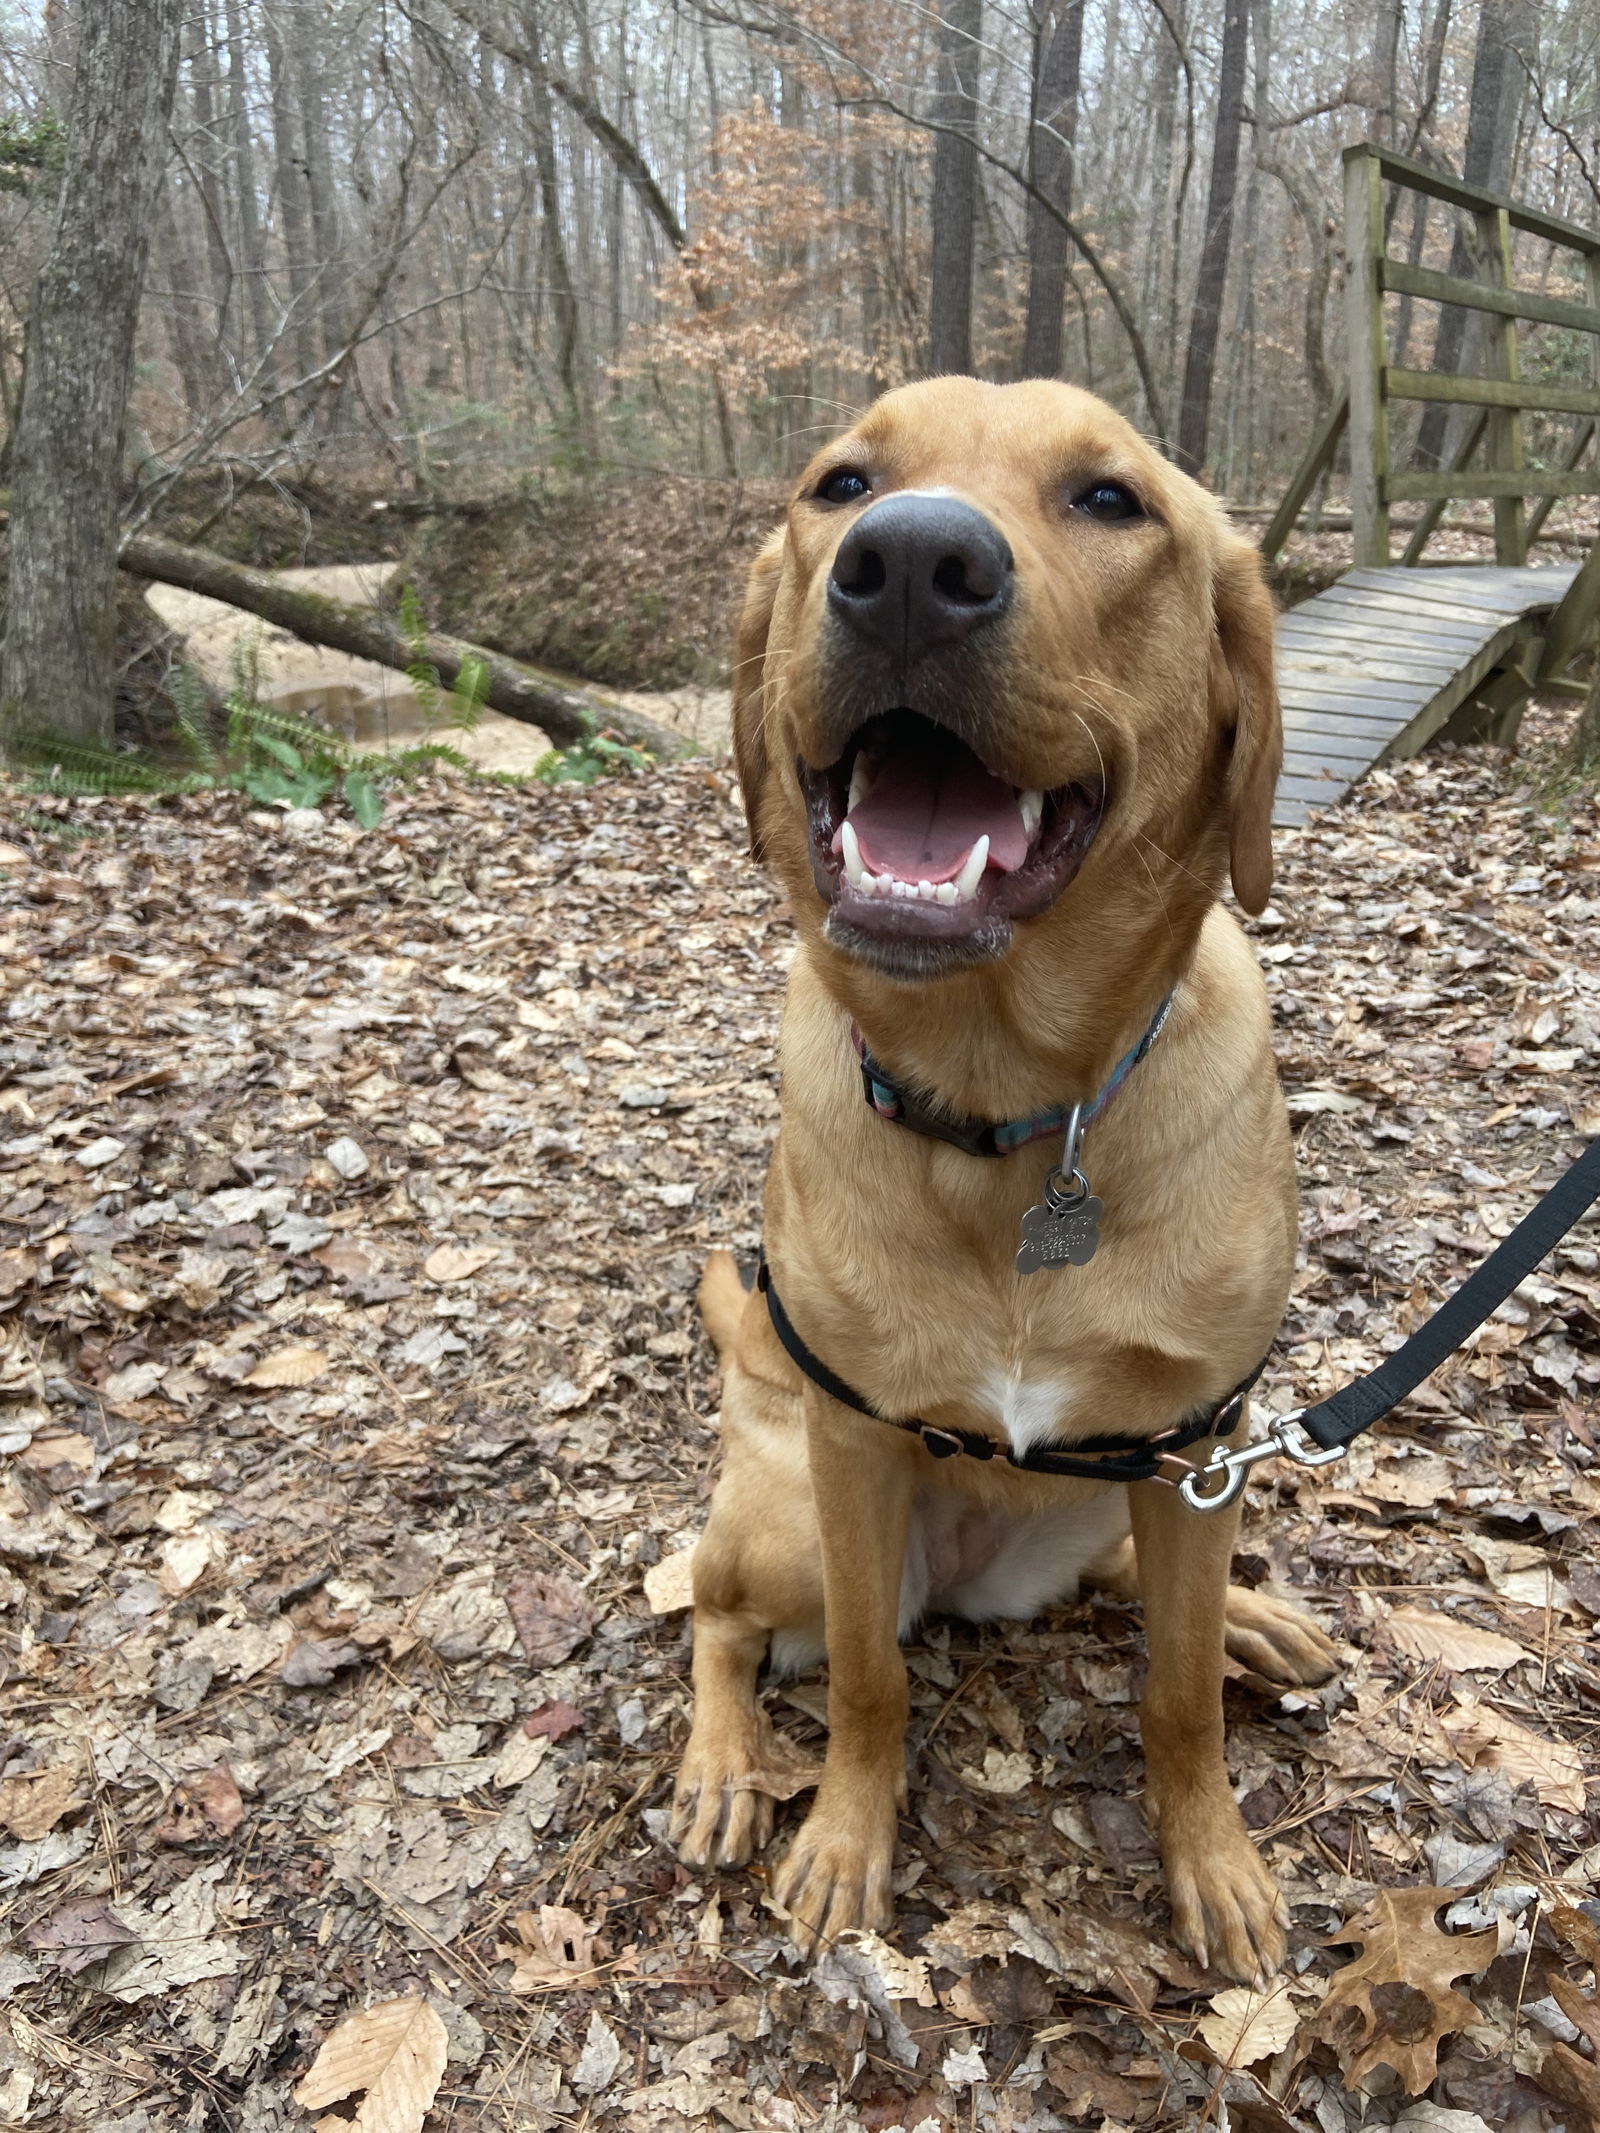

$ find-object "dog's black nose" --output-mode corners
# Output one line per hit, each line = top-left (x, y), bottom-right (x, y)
(828, 494), (1013, 661)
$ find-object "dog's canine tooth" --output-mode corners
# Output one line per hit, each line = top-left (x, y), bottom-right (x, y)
(954, 835), (989, 903)
(848, 756), (873, 814)
(1019, 789), (1044, 837)
(840, 819), (866, 889)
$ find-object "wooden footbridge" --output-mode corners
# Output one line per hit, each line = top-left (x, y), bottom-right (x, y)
(1259, 145), (1600, 826)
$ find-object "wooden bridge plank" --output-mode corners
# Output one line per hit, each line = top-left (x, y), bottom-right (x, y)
(1285, 590), (1520, 635)
(1270, 560), (1588, 828)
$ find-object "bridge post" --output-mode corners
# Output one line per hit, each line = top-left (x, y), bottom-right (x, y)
(1344, 148), (1390, 567)
(1478, 204), (1527, 566)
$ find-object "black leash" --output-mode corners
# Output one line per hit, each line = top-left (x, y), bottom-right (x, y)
(756, 1252), (1266, 1486)
(1180, 1133), (1600, 1509)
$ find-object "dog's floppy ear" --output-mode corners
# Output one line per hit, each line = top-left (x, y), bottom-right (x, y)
(1209, 538), (1281, 916)
(730, 532), (784, 862)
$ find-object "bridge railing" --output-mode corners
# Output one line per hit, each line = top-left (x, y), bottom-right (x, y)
(1265, 143), (1600, 569)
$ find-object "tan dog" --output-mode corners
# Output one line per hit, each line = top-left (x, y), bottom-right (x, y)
(671, 377), (1337, 1984)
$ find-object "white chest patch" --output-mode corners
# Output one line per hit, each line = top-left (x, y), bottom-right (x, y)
(978, 1367), (1073, 1459)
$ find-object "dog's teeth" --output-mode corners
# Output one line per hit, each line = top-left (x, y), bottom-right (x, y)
(936, 881), (957, 905)
(1019, 789), (1044, 837)
(892, 878), (912, 899)
(840, 819), (866, 889)
(954, 835), (989, 903)
(917, 879), (934, 900)
(848, 756), (873, 814)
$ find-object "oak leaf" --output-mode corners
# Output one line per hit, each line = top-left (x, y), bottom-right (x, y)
(503, 1903), (606, 1992)
(0, 1763), (79, 1843)
(243, 1344), (328, 1388)
(293, 1995), (447, 2133)
(504, 1570), (593, 1666)
(422, 1243), (498, 1284)
(1314, 1886), (1501, 2093)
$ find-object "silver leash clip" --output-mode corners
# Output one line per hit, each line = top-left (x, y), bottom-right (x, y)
(1178, 1410), (1347, 1514)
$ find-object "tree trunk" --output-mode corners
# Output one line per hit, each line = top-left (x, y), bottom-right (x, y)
(1174, 0), (1249, 475)
(184, 8), (236, 372)
(225, 0), (276, 382)
(518, 1), (585, 434)
(1020, 0), (1084, 378)
(291, 23), (349, 385)
(264, 15), (320, 413)
(117, 532), (689, 759)
(928, 0), (982, 374)
(1, 0), (182, 752)
(153, 182), (225, 418)
(1415, 0), (1536, 468)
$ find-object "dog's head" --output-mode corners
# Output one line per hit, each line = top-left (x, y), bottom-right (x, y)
(731, 378), (1279, 988)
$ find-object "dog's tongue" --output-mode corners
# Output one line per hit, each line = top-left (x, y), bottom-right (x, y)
(849, 752), (1029, 882)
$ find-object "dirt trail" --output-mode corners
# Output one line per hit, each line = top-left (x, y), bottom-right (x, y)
(144, 561), (732, 767)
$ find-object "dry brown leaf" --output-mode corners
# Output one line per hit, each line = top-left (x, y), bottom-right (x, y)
(1386, 1605), (1528, 1675)
(159, 1529), (223, 1595)
(642, 1547), (696, 1614)
(0, 1764), (79, 1842)
(1196, 1984), (1306, 2067)
(1550, 1902), (1600, 1971)
(293, 1995), (448, 2132)
(1551, 1975), (1600, 2056)
(243, 1345), (328, 1388)
(21, 1895), (138, 1974)
(153, 1760), (245, 1845)
(422, 1243), (498, 1284)
(1439, 1696), (1588, 1812)
(1314, 1886), (1501, 2093)
(312, 1238), (377, 1283)
(503, 1904), (605, 1992)
(522, 1699), (584, 1741)
(504, 1570), (594, 1666)
(17, 1428), (95, 1477)
(1539, 2041), (1600, 2125)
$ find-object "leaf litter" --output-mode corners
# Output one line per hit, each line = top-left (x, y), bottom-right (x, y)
(0, 706), (1596, 2128)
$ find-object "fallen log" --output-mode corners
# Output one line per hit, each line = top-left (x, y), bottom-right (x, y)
(116, 530), (691, 760)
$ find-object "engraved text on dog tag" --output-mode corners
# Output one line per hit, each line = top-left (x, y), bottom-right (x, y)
(1015, 1181), (1102, 1273)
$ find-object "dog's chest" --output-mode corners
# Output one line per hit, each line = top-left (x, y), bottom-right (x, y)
(975, 1364), (1075, 1459)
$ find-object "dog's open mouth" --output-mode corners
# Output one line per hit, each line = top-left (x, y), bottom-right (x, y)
(802, 711), (1105, 964)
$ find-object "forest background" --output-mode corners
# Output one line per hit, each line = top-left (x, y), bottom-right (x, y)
(1, 0), (1597, 730)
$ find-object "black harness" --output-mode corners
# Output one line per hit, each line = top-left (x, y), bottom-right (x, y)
(757, 1012), (1600, 1503)
(757, 1251), (1264, 1485)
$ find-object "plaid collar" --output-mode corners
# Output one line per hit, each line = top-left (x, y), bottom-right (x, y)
(851, 991), (1174, 1159)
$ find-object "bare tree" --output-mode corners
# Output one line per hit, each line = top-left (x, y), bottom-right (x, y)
(1020, 0), (1083, 378)
(928, 0), (981, 373)
(2, 0), (182, 750)
(1175, 0), (1249, 474)
(1415, 0), (1539, 469)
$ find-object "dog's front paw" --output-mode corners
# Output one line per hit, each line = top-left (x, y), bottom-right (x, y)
(671, 1718), (812, 1869)
(771, 1790), (898, 1955)
(1161, 1807), (1287, 1984)
(1224, 1585), (1339, 1686)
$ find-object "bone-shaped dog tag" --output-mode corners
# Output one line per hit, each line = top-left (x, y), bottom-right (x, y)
(1015, 1186), (1102, 1274)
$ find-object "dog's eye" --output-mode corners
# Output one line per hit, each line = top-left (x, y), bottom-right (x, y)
(1074, 480), (1143, 522)
(816, 468), (871, 506)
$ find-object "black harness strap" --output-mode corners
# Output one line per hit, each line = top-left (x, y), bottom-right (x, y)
(756, 1253), (1264, 1484)
(1296, 1133), (1600, 1453)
